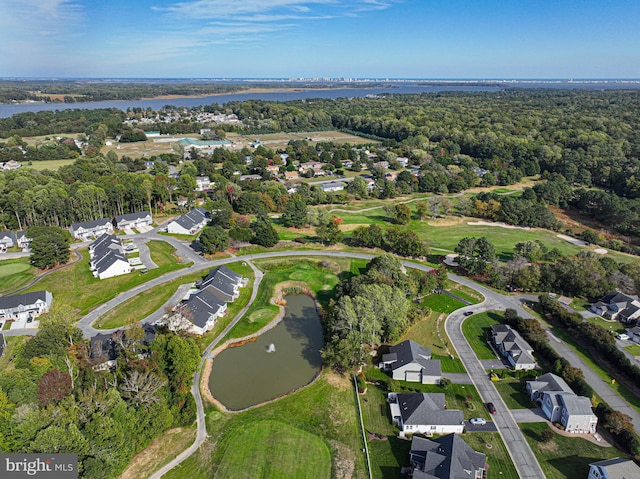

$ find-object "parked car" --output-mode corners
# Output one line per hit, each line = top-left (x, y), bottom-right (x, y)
(470, 418), (487, 425)
(486, 402), (497, 414)
(616, 333), (630, 341)
(463, 311), (474, 316)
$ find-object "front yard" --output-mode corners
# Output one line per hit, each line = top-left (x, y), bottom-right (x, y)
(460, 311), (504, 360)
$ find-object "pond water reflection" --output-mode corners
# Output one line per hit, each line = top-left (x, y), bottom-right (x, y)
(209, 294), (324, 411)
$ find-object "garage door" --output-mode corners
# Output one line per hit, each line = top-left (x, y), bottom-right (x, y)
(405, 371), (421, 382)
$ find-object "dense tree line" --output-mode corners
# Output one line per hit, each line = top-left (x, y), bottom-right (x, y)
(0, 322), (201, 478)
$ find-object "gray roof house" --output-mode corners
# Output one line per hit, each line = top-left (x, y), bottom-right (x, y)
(69, 217), (113, 240)
(410, 434), (486, 479)
(379, 340), (442, 384)
(490, 324), (537, 370)
(89, 234), (131, 280)
(591, 291), (640, 323)
(0, 290), (53, 322)
(0, 333), (6, 358)
(166, 207), (209, 235)
(388, 392), (464, 435)
(526, 372), (597, 433)
(198, 266), (246, 302)
(588, 458), (640, 479)
(0, 231), (17, 248)
(174, 288), (227, 335)
(114, 211), (152, 231)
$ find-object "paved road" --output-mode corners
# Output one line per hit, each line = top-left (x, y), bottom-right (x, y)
(447, 308), (545, 479)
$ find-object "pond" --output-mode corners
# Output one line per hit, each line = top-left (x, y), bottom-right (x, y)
(209, 294), (324, 411)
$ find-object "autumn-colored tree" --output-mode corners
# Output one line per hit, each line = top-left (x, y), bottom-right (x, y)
(37, 369), (72, 407)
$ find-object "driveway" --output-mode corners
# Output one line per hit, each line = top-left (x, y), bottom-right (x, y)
(510, 408), (548, 423)
(443, 372), (473, 384)
(133, 238), (158, 269)
(464, 420), (498, 432)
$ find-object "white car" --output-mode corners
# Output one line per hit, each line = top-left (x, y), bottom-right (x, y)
(616, 333), (630, 341)
(469, 418), (487, 426)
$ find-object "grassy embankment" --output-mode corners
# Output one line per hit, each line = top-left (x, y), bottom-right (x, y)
(26, 240), (189, 320)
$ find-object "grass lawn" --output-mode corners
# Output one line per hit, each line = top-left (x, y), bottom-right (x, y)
(119, 426), (197, 479)
(0, 258), (37, 294)
(27, 240), (189, 319)
(462, 432), (520, 479)
(460, 311), (504, 360)
(520, 422), (625, 479)
(492, 377), (534, 409)
(447, 283), (484, 304)
(421, 293), (466, 314)
(164, 372), (367, 479)
(24, 159), (77, 171)
(227, 258), (343, 340)
(624, 343), (640, 356)
(400, 311), (466, 373)
(214, 420), (331, 479)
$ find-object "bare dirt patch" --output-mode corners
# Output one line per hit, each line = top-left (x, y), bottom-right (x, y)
(427, 217), (464, 227)
(329, 440), (356, 479)
(324, 371), (351, 391)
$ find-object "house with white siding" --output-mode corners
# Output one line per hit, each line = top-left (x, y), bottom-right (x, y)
(379, 340), (442, 384)
(0, 291), (52, 322)
(70, 218), (114, 240)
(114, 211), (152, 231)
(388, 392), (464, 435)
(166, 207), (209, 235)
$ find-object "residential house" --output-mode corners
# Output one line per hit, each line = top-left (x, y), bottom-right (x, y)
(591, 291), (640, 323)
(0, 291), (53, 322)
(114, 211), (152, 231)
(0, 231), (17, 249)
(70, 217), (114, 240)
(284, 171), (299, 181)
(588, 458), (640, 479)
(321, 181), (346, 193)
(166, 207), (209, 235)
(627, 325), (640, 344)
(178, 138), (231, 155)
(0, 333), (5, 358)
(379, 340), (442, 384)
(388, 392), (464, 435)
(490, 324), (537, 370)
(240, 174), (262, 181)
(195, 176), (212, 192)
(397, 157), (410, 167)
(89, 234), (132, 280)
(409, 434), (486, 479)
(265, 164), (280, 175)
(526, 372), (597, 433)
(89, 324), (157, 371)
(197, 266), (246, 302)
(174, 287), (227, 335)
(16, 230), (32, 250)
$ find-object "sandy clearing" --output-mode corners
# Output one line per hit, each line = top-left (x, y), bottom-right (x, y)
(467, 220), (531, 230)
(556, 234), (588, 246)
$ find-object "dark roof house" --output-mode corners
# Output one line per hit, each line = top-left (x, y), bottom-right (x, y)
(0, 231), (17, 248)
(490, 324), (537, 370)
(388, 392), (464, 435)
(0, 291), (53, 321)
(379, 339), (442, 384)
(410, 434), (486, 479)
(198, 265), (245, 302)
(69, 217), (113, 240)
(591, 291), (640, 323)
(166, 207), (209, 235)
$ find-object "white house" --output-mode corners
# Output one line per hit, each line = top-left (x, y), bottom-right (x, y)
(114, 211), (152, 231)
(15, 230), (32, 250)
(70, 218), (114, 240)
(490, 324), (537, 370)
(89, 234), (132, 280)
(0, 291), (53, 322)
(321, 181), (346, 193)
(527, 373), (597, 433)
(0, 231), (17, 248)
(388, 392), (464, 435)
(172, 288), (227, 335)
(379, 340), (442, 384)
(195, 176), (212, 192)
(591, 291), (640, 323)
(166, 207), (209, 235)
(197, 266), (246, 302)
(588, 458), (640, 479)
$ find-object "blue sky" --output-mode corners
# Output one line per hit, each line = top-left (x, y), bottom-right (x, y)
(1, 0), (639, 78)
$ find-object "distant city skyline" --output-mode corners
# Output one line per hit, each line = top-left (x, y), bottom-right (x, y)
(1, 0), (639, 79)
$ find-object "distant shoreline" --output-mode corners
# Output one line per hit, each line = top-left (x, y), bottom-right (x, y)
(138, 86), (354, 101)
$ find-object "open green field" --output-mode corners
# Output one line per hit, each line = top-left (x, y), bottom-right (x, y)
(229, 130), (376, 151)
(228, 258), (344, 340)
(214, 420), (331, 478)
(421, 293), (466, 314)
(0, 258), (37, 294)
(520, 422), (625, 479)
(102, 138), (177, 159)
(26, 240), (189, 319)
(23, 159), (77, 171)
(164, 372), (367, 479)
(460, 311), (504, 360)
